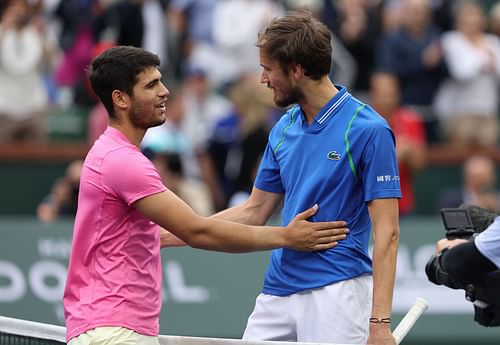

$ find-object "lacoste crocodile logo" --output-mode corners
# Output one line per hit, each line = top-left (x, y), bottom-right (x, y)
(327, 151), (341, 160)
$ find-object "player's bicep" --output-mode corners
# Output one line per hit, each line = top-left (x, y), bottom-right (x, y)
(361, 126), (401, 201)
(102, 150), (166, 204)
(367, 198), (399, 242)
(134, 190), (203, 241)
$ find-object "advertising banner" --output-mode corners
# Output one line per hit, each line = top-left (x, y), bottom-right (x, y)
(1, 217), (500, 343)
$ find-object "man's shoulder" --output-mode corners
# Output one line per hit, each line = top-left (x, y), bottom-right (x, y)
(341, 103), (394, 145)
(348, 101), (389, 128)
(88, 137), (147, 171)
(269, 106), (300, 132)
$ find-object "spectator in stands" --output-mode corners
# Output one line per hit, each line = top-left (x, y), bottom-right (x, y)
(208, 0), (284, 89)
(37, 160), (83, 223)
(434, 0), (500, 148)
(0, 0), (52, 143)
(431, 0), (455, 33)
(285, 0), (357, 90)
(92, 0), (169, 70)
(336, 0), (382, 100)
(87, 100), (108, 144)
(208, 74), (276, 207)
(174, 66), (233, 211)
(370, 72), (427, 215)
(381, 0), (455, 34)
(376, 0), (447, 143)
(52, 0), (96, 107)
(86, 42), (116, 144)
(145, 150), (214, 216)
(488, 2), (500, 37)
(167, 0), (217, 81)
(438, 155), (499, 212)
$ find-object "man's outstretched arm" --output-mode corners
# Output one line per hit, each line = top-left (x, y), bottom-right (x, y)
(135, 189), (349, 253)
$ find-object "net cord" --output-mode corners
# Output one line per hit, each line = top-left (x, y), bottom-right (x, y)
(0, 315), (354, 345)
(2, 296), (430, 345)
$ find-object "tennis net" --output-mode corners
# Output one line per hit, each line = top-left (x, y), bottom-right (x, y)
(0, 315), (351, 345)
(0, 316), (65, 344)
(1, 302), (425, 345)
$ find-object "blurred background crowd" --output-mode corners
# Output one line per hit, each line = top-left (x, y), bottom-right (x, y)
(2, 0), (500, 222)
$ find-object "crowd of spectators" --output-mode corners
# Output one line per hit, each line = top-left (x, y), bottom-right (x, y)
(2, 0), (499, 219)
(438, 154), (499, 212)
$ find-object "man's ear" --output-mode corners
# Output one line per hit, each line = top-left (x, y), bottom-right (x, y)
(291, 63), (304, 80)
(112, 90), (129, 110)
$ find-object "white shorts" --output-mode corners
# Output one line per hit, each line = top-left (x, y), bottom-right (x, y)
(243, 275), (372, 344)
(68, 327), (160, 345)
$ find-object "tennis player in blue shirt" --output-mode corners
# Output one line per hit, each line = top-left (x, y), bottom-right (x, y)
(215, 10), (401, 345)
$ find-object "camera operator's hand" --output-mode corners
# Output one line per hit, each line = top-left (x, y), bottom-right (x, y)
(426, 238), (472, 289)
(430, 235), (498, 288)
(435, 238), (468, 255)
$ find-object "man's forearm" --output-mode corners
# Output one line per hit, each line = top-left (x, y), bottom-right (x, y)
(367, 199), (400, 320)
(211, 187), (283, 225)
(160, 228), (187, 248)
(211, 202), (265, 225)
(371, 233), (398, 319)
(367, 222), (399, 345)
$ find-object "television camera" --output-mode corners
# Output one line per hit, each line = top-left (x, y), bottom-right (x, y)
(425, 206), (500, 327)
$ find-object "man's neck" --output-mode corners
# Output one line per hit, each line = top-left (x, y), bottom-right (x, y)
(109, 121), (146, 148)
(299, 77), (338, 124)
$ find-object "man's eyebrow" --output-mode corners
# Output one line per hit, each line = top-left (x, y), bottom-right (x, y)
(144, 77), (162, 87)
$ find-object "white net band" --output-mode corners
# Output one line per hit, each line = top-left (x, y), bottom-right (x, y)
(0, 298), (427, 345)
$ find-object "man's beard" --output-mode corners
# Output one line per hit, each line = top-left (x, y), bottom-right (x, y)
(129, 103), (165, 129)
(275, 84), (303, 108)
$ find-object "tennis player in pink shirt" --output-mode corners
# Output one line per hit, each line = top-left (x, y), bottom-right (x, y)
(63, 46), (349, 345)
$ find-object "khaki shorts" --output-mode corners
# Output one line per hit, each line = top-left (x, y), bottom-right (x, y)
(68, 327), (160, 345)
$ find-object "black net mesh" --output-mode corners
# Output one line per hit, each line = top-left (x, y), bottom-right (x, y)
(0, 331), (64, 345)
(0, 317), (66, 345)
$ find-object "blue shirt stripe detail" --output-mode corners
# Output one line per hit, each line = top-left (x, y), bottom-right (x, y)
(317, 92), (350, 124)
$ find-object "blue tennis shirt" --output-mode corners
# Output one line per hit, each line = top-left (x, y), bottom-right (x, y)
(254, 86), (401, 296)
